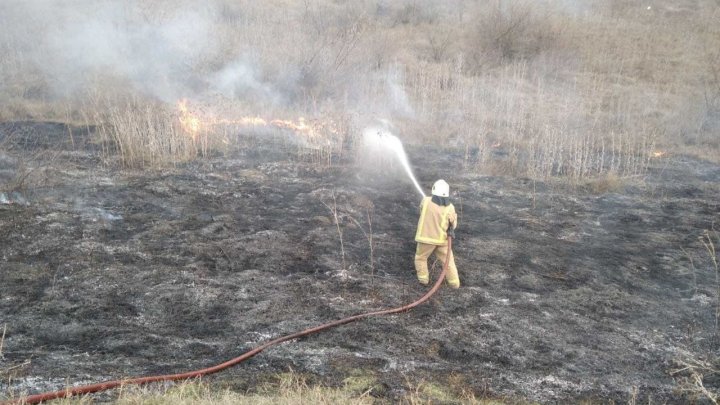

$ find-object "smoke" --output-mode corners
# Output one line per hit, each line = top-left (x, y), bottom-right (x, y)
(209, 57), (284, 106)
(2, 0), (424, 118)
(385, 66), (415, 118)
(552, 0), (595, 15)
(0, 0), (277, 103)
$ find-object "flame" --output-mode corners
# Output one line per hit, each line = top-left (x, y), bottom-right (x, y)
(177, 99), (202, 140)
(234, 116), (267, 126)
(270, 117), (318, 137)
(175, 99), (340, 141)
(652, 150), (667, 158)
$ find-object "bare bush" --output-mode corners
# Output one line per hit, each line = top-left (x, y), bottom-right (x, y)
(391, 1), (438, 27)
(463, 1), (565, 72)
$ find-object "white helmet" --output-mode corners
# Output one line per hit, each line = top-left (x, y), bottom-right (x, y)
(431, 179), (449, 197)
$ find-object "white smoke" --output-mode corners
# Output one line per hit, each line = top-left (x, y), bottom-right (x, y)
(0, 0), (277, 103)
(209, 57), (283, 105)
(385, 66), (415, 118)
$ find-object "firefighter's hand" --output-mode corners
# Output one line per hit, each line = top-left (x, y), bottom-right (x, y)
(447, 227), (455, 239)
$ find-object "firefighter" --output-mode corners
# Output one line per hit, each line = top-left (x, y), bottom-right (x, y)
(414, 179), (459, 288)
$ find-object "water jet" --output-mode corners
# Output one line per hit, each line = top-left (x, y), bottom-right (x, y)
(362, 127), (425, 199)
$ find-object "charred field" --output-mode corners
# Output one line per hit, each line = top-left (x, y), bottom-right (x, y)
(1, 121), (720, 403)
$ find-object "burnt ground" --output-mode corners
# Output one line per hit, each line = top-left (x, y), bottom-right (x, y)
(1, 121), (719, 403)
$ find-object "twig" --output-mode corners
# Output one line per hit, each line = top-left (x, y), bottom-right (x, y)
(700, 230), (719, 330)
(689, 372), (718, 405)
(539, 272), (570, 281)
(367, 208), (374, 286)
(670, 358), (719, 376)
(680, 247), (698, 295)
(348, 208), (376, 287)
(321, 189), (346, 271)
(0, 323), (5, 359)
(1, 360), (31, 375)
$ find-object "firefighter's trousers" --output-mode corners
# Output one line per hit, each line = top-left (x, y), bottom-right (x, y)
(414, 242), (460, 288)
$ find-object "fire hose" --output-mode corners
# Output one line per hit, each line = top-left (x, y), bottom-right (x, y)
(4, 237), (452, 404)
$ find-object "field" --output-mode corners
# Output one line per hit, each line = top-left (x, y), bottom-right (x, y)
(1, 0), (720, 403)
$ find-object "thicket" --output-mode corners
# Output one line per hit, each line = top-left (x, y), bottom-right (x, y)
(0, 0), (718, 177)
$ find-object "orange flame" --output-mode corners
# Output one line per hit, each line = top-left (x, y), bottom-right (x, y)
(652, 150), (667, 158)
(177, 99), (202, 140)
(235, 116), (267, 126)
(175, 99), (340, 141)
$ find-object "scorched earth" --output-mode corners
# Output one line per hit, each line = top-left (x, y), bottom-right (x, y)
(1, 121), (719, 403)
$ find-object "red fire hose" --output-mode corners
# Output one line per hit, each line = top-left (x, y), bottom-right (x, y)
(5, 238), (452, 405)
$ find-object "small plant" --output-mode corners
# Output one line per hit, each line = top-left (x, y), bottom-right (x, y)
(321, 189), (346, 272)
(699, 227), (720, 330)
(680, 247), (699, 296)
(671, 356), (719, 404)
(348, 207), (376, 287)
(401, 372), (486, 404)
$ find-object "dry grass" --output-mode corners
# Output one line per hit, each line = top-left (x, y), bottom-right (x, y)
(0, 0), (718, 174)
(671, 355), (720, 404)
(401, 1), (719, 177)
(37, 370), (514, 404)
(0, 123), (59, 194)
(700, 228), (720, 330)
(581, 172), (625, 195)
(78, 95), (229, 168)
(10, 375), (371, 405)
(108, 374), (374, 405)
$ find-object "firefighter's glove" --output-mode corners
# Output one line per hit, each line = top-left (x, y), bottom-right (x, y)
(447, 226), (456, 239)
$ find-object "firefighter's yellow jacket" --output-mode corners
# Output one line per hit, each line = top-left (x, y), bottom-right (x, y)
(414, 196), (457, 246)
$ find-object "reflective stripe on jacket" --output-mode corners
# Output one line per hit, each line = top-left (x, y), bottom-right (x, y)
(414, 196), (457, 246)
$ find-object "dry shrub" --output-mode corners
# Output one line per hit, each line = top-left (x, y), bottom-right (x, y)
(582, 172), (624, 194)
(212, 0), (371, 112)
(390, 1), (439, 27)
(85, 96), (226, 168)
(463, 1), (567, 73)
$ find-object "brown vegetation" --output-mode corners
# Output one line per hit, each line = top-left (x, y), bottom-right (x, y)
(1, 0), (718, 176)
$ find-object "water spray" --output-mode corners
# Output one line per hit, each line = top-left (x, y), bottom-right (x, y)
(362, 127), (425, 199)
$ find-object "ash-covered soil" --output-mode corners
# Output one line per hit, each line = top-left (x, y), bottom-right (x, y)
(1, 122), (719, 403)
